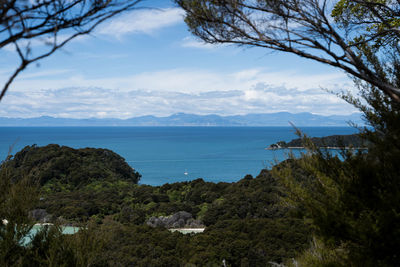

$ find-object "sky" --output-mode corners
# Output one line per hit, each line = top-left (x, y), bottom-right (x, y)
(0, 0), (359, 119)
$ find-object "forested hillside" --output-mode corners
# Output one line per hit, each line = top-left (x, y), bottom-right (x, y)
(0, 144), (311, 266)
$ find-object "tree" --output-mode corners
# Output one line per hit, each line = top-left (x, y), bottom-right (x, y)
(0, 152), (111, 265)
(0, 0), (142, 101)
(177, 0), (400, 265)
(175, 0), (400, 102)
(272, 84), (400, 265)
(0, 159), (38, 265)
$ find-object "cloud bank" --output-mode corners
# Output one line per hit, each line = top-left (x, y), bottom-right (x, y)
(0, 84), (356, 119)
(0, 66), (358, 118)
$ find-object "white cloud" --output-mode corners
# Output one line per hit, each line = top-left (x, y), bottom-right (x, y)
(231, 69), (261, 81)
(181, 37), (219, 49)
(2, 8), (183, 53)
(0, 85), (357, 119)
(98, 8), (185, 37)
(0, 66), (359, 118)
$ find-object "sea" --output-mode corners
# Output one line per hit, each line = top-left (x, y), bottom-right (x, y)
(0, 127), (358, 185)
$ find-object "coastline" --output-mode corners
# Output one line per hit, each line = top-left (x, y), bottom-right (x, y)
(265, 146), (367, 150)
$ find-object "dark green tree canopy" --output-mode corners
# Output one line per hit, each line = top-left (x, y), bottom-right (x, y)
(2, 144), (141, 187)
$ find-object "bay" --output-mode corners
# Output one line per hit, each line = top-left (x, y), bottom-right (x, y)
(0, 127), (358, 185)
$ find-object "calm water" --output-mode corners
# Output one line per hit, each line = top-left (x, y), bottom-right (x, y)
(23, 225), (79, 245)
(0, 127), (358, 185)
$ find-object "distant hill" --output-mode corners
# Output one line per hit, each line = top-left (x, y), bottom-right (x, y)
(0, 112), (363, 126)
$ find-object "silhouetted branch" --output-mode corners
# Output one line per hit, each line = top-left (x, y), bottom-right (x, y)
(0, 0), (142, 101)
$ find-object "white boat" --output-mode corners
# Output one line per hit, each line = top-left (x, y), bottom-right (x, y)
(184, 170), (188, 175)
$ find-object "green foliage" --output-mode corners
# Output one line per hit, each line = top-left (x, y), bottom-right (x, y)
(16, 222), (107, 267)
(4, 144), (141, 187)
(201, 173), (286, 225)
(0, 144), (141, 222)
(104, 172), (285, 227)
(0, 154), (106, 266)
(274, 82), (400, 266)
(332, 0), (399, 49)
(84, 217), (310, 266)
(287, 237), (349, 267)
(0, 162), (38, 266)
(268, 2), (400, 262)
(83, 170), (309, 266)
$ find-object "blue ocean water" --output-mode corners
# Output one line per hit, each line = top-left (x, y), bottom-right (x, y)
(0, 127), (358, 185)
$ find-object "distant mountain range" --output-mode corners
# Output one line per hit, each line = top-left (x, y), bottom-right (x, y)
(0, 112), (363, 126)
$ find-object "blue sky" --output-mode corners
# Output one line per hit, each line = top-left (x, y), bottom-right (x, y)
(0, 0), (358, 119)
